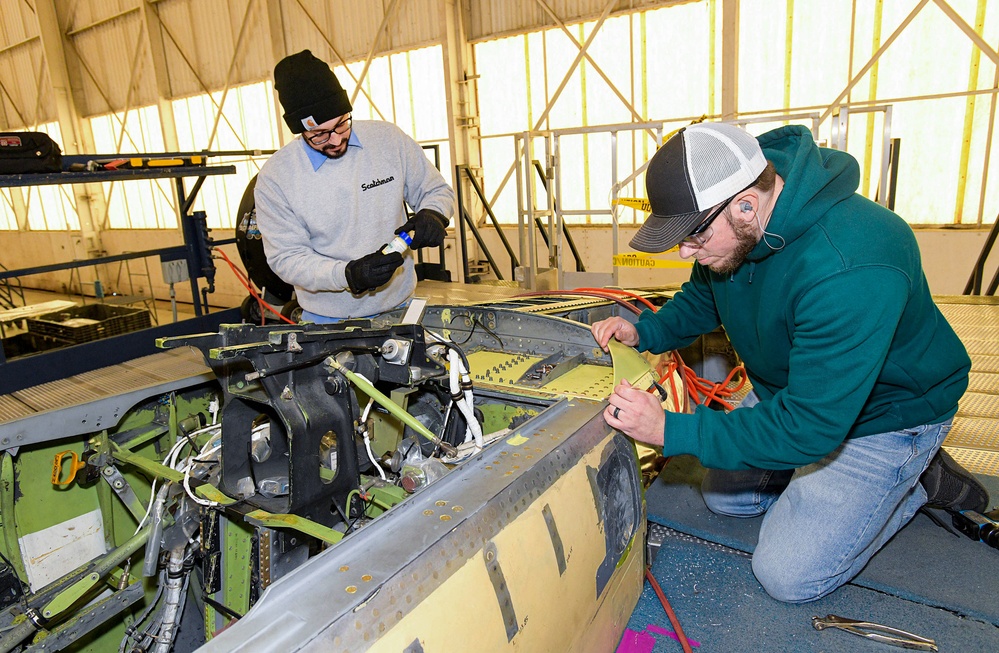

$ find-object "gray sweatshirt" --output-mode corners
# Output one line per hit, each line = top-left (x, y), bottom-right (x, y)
(254, 120), (454, 318)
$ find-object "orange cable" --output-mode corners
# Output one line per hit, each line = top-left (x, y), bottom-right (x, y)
(681, 364), (746, 410)
(572, 287), (659, 312)
(645, 567), (694, 653)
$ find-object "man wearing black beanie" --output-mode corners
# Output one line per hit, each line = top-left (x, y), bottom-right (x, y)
(254, 50), (454, 321)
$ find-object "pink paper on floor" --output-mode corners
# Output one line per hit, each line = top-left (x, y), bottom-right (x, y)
(615, 628), (656, 653)
(646, 624), (701, 647)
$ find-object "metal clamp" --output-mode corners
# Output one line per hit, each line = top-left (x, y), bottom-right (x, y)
(812, 614), (938, 651)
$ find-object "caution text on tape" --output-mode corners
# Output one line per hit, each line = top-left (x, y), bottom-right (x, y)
(613, 254), (692, 269)
(612, 198), (652, 213)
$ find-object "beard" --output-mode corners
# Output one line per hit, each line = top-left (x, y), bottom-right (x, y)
(321, 142), (348, 159)
(708, 210), (761, 275)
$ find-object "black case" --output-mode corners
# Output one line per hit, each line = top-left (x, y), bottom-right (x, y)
(0, 132), (63, 174)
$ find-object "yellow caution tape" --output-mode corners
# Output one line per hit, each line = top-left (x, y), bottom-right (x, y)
(613, 253), (692, 269)
(613, 198), (652, 213)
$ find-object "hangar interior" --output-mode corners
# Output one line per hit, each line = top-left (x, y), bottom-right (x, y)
(0, 1), (997, 651)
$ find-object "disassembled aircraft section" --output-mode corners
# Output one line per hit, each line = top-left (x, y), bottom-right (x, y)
(0, 305), (680, 652)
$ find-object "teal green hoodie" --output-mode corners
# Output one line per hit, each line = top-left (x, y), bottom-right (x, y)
(634, 125), (970, 470)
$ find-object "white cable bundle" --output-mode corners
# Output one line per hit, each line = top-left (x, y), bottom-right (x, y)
(448, 348), (483, 448)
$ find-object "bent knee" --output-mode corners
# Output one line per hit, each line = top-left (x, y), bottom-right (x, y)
(751, 551), (845, 603)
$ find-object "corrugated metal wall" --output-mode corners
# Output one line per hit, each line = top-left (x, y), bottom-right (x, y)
(0, 0), (670, 128)
(153, 0), (273, 99)
(466, 0), (667, 42)
(0, 0), (50, 126)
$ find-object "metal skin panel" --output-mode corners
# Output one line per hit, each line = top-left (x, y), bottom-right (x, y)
(375, 448), (644, 653)
(200, 399), (645, 652)
(0, 349), (213, 452)
(0, 300), (662, 652)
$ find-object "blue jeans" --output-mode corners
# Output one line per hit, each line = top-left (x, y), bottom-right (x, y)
(701, 391), (951, 603)
(301, 301), (410, 324)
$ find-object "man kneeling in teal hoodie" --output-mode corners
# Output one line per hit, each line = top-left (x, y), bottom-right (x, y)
(592, 122), (988, 602)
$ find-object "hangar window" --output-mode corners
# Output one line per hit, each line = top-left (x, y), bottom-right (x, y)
(91, 106), (176, 230)
(333, 45), (451, 184)
(173, 81), (279, 230)
(473, 1), (999, 228)
(0, 191), (19, 230)
(0, 47), (464, 234)
(2, 122), (81, 232)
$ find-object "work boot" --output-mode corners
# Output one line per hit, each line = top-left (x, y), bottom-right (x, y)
(921, 449), (990, 512)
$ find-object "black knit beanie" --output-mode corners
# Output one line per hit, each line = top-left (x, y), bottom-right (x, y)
(273, 50), (352, 134)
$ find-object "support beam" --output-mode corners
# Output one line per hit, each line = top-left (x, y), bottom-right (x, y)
(290, 0), (390, 123)
(141, 0), (180, 152)
(819, 0), (930, 124)
(266, 0), (290, 146)
(440, 0), (481, 283)
(350, 0), (402, 106)
(145, 4), (251, 152)
(720, 0), (739, 120)
(33, 0), (103, 257)
(205, 0), (259, 151)
(533, 0), (656, 140)
(954, 0), (989, 224)
(933, 0), (999, 68)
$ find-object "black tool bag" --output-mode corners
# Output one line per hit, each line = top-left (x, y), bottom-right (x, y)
(0, 132), (63, 174)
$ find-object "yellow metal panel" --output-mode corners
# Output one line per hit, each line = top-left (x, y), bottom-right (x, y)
(372, 433), (644, 652)
(542, 364), (615, 398)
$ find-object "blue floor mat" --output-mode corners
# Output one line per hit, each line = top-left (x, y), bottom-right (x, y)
(625, 535), (999, 653)
(645, 455), (999, 626)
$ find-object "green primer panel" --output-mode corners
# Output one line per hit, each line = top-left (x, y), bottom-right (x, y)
(222, 516), (254, 617)
(0, 453), (27, 582)
(12, 438), (102, 535)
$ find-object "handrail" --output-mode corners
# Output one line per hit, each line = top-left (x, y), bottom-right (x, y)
(531, 160), (584, 272)
(964, 211), (999, 296)
(0, 261), (24, 310)
(459, 206), (505, 281)
(455, 165), (519, 279)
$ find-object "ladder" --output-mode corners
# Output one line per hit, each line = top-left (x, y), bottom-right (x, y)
(108, 256), (159, 324)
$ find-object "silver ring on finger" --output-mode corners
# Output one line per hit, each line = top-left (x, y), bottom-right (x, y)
(613, 406), (621, 419)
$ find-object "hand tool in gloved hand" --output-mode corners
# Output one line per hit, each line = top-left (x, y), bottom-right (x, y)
(395, 208), (448, 248)
(812, 614), (938, 651)
(344, 250), (404, 294)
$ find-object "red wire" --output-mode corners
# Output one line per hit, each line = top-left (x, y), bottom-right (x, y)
(513, 289), (645, 315)
(572, 287), (659, 313)
(645, 567), (694, 653)
(214, 249), (297, 325)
